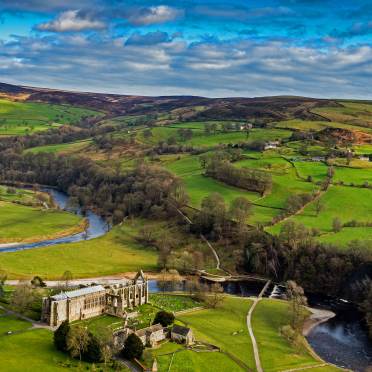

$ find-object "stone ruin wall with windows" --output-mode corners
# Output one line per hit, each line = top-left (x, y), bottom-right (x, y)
(41, 271), (148, 327)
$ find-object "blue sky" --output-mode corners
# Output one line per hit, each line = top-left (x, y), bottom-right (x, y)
(0, 0), (371, 98)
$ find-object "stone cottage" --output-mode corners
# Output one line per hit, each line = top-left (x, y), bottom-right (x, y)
(170, 325), (194, 345)
(135, 323), (166, 347)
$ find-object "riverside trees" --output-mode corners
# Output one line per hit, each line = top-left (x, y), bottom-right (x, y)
(0, 151), (185, 222)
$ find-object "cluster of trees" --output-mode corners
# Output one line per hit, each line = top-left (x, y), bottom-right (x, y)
(202, 154), (272, 195)
(0, 151), (187, 222)
(203, 121), (250, 135)
(190, 193), (252, 246)
(54, 321), (114, 366)
(177, 128), (193, 141)
(241, 221), (371, 295)
(152, 142), (203, 155)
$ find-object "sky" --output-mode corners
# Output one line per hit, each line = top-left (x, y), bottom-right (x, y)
(0, 0), (371, 98)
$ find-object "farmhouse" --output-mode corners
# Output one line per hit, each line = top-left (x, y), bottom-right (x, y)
(41, 271), (148, 327)
(264, 140), (280, 150)
(171, 325), (194, 345)
(359, 155), (370, 161)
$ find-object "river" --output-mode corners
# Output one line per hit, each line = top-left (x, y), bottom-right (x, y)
(0, 188), (108, 253)
(149, 278), (372, 371)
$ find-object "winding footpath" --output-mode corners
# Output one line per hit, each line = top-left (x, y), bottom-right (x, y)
(247, 280), (271, 372)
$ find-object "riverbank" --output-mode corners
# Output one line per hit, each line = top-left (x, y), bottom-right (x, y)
(303, 307), (336, 337)
(0, 218), (88, 247)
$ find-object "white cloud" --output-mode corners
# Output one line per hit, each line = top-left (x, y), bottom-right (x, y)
(36, 10), (106, 32)
(1, 34), (372, 99)
(128, 6), (183, 26)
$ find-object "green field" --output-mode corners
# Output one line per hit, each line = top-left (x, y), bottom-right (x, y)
(0, 98), (101, 135)
(268, 185), (372, 245)
(178, 296), (255, 369)
(145, 341), (244, 372)
(163, 155), (260, 208)
(332, 166), (372, 185)
(0, 314), (31, 334)
(73, 314), (124, 335)
(0, 220), (158, 279)
(293, 161), (328, 183)
(0, 201), (83, 243)
(353, 144), (372, 155)
(0, 314), (121, 371)
(318, 227), (372, 247)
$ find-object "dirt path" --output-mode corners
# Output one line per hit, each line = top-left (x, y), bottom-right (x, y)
(0, 304), (52, 330)
(200, 234), (220, 270)
(246, 280), (271, 372)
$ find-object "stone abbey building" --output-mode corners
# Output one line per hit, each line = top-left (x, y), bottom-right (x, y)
(42, 271), (148, 327)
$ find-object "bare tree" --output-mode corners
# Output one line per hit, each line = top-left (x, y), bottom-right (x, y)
(62, 270), (73, 290)
(95, 325), (114, 369)
(205, 283), (226, 308)
(67, 325), (90, 361)
(10, 282), (35, 314)
(286, 280), (307, 332)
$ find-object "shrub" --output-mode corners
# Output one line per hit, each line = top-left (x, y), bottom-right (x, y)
(122, 334), (144, 360)
(54, 321), (70, 352)
(153, 311), (175, 327)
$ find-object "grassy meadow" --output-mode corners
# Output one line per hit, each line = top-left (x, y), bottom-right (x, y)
(0, 220), (158, 279)
(0, 201), (83, 243)
(0, 314), (123, 371)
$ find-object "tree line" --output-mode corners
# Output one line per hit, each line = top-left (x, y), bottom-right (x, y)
(201, 152), (272, 195)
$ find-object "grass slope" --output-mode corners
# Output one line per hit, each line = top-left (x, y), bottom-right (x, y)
(0, 98), (100, 135)
(268, 185), (372, 247)
(253, 299), (330, 371)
